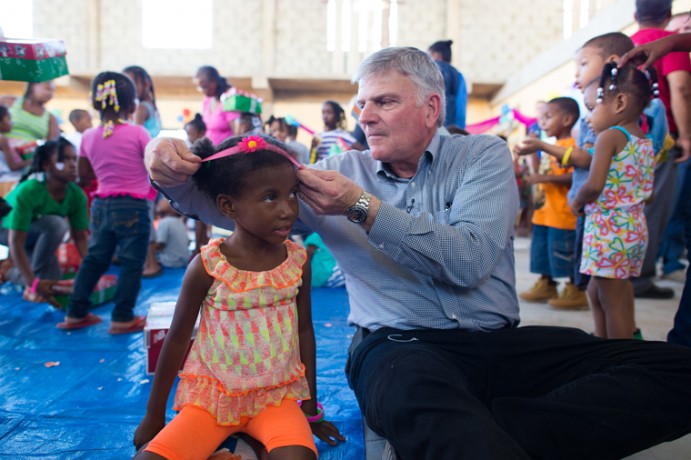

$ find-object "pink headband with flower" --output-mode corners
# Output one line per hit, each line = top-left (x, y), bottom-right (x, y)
(201, 135), (302, 168)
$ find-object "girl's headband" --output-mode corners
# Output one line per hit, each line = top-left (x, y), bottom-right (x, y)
(201, 135), (302, 168)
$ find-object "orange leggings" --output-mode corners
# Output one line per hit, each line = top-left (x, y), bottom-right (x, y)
(145, 400), (317, 460)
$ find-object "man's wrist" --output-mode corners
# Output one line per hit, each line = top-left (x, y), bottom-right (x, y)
(345, 191), (372, 224)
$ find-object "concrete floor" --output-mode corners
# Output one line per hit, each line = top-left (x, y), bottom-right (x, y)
(513, 236), (684, 341)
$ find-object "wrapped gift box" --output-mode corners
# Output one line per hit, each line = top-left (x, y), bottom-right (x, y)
(0, 38), (69, 82)
(57, 240), (82, 275)
(6, 139), (38, 161)
(54, 273), (117, 308)
(221, 88), (262, 114)
(145, 302), (199, 374)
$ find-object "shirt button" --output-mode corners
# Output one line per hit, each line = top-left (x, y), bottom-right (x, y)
(411, 181), (416, 187)
(379, 243), (385, 250)
(451, 314), (457, 319)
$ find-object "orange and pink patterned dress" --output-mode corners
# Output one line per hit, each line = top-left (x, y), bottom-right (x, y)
(174, 238), (310, 425)
(580, 126), (655, 279)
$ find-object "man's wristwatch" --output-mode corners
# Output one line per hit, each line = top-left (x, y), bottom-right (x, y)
(345, 191), (372, 224)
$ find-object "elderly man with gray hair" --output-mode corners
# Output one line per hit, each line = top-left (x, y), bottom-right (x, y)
(146, 46), (691, 460)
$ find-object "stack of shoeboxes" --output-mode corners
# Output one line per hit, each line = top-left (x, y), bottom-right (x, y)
(54, 240), (117, 309)
(0, 38), (69, 82)
(144, 302), (199, 374)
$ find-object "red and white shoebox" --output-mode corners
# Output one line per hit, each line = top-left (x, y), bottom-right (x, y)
(144, 302), (199, 375)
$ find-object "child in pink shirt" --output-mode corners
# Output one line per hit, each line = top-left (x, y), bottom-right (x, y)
(58, 71), (153, 334)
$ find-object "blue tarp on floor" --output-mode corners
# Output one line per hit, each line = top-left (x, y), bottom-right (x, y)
(0, 267), (364, 459)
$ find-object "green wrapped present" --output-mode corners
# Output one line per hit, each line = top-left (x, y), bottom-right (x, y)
(54, 274), (117, 308)
(221, 88), (262, 114)
(0, 38), (69, 82)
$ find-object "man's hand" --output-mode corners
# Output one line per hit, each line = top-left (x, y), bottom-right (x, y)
(297, 168), (362, 215)
(513, 138), (542, 156)
(676, 137), (691, 164)
(145, 138), (202, 188)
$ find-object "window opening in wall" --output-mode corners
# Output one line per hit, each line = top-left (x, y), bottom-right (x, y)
(579, 0), (590, 29)
(563, 0), (574, 39)
(326, 0), (398, 53)
(0, 0), (33, 38)
(142, 0), (212, 49)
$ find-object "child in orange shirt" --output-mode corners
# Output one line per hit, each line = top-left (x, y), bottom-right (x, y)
(515, 97), (584, 307)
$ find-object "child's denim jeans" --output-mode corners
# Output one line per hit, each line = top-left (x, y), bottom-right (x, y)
(67, 196), (150, 321)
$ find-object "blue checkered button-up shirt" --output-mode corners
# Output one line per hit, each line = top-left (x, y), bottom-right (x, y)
(161, 133), (520, 332)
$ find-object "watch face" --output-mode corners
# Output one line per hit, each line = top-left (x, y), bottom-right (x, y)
(347, 206), (367, 223)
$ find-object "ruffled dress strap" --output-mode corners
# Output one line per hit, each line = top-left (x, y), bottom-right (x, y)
(200, 238), (306, 295)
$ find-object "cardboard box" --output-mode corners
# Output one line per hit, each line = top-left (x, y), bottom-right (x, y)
(54, 273), (117, 308)
(221, 88), (262, 114)
(0, 38), (69, 82)
(144, 302), (199, 375)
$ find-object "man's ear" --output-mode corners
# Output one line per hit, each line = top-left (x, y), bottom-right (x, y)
(426, 93), (442, 128)
(217, 194), (236, 219)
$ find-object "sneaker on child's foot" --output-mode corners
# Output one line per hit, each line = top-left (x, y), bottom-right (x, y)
(548, 282), (589, 310)
(519, 278), (558, 302)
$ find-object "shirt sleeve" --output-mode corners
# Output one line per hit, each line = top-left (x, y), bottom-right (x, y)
(367, 136), (518, 288)
(2, 183), (37, 232)
(661, 50), (691, 78)
(138, 126), (152, 156)
(154, 180), (235, 229)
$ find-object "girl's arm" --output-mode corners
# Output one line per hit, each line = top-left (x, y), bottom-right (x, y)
(133, 255), (211, 450)
(133, 103), (149, 127)
(70, 228), (89, 258)
(527, 173), (572, 186)
(0, 136), (31, 171)
(78, 156), (96, 187)
(570, 130), (621, 215)
(296, 257), (345, 446)
(47, 113), (60, 140)
(513, 138), (592, 168)
(8, 229), (61, 307)
(620, 33), (691, 70)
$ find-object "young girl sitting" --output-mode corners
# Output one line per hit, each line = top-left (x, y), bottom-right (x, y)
(570, 62), (656, 339)
(133, 135), (344, 459)
(184, 113), (207, 146)
(58, 71), (153, 333)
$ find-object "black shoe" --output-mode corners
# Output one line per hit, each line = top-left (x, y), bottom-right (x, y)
(635, 284), (674, 300)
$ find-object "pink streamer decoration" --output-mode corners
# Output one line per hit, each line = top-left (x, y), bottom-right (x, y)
(463, 109), (538, 134)
(465, 116), (501, 134)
